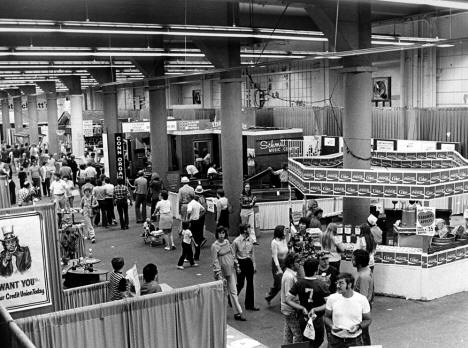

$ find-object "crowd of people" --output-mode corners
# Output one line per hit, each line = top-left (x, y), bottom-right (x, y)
(1, 142), (385, 348)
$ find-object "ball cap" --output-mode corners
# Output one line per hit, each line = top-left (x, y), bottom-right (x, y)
(367, 214), (378, 226)
(194, 185), (204, 194)
(316, 250), (331, 259)
(181, 176), (190, 183)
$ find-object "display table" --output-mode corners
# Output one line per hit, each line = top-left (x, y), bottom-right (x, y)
(340, 244), (468, 300)
(64, 268), (109, 288)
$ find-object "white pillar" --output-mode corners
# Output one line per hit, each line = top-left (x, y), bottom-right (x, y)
(70, 94), (84, 157)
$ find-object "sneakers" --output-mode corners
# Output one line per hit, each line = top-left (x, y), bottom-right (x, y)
(164, 247), (171, 251)
(171, 246), (176, 250)
(191, 263), (199, 267)
(234, 313), (247, 321)
(91, 238), (96, 244)
(177, 266), (184, 270)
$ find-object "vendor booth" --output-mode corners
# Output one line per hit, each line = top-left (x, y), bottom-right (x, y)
(288, 140), (468, 300)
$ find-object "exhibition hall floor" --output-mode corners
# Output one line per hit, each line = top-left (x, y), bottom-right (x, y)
(85, 209), (468, 348)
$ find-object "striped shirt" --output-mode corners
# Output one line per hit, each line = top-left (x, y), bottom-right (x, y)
(109, 271), (124, 301)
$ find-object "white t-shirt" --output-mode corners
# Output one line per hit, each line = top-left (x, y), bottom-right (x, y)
(156, 200), (171, 214)
(182, 229), (193, 244)
(187, 200), (203, 220)
(326, 292), (370, 338)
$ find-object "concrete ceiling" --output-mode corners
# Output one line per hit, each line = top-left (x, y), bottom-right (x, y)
(0, 0), (459, 92)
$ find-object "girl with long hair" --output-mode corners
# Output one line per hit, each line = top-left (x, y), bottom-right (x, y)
(265, 225), (290, 304)
(356, 224), (377, 271)
(320, 222), (344, 271)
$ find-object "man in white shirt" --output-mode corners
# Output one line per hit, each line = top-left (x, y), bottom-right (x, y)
(187, 193), (205, 261)
(324, 273), (372, 348)
(83, 163), (97, 185)
(49, 172), (67, 210)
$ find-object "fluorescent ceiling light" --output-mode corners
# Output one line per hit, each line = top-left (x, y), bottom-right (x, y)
(0, 19), (328, 42)
(371, 0), (468, 10)
(436, 44), (455, 47)
(372, 40), (416, 46)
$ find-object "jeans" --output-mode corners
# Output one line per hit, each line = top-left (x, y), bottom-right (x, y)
(83, 215), (95, 239)
(116, 199), (129, 229)
(96, 200), (108, 227)
(328, 334), (363, 348)
(240, 208), (256, 242)
(134, 194), (147, 222)
(283, 313), (303, 345)
(150, 197), (159, 220)
(105, 198), (114, 223)
(42, 178), (50, 197)
(237, 258), (255, 308)
(265, 258), (285, 302)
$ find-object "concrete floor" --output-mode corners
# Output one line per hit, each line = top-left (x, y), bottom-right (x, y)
(79, 206), (468, 348)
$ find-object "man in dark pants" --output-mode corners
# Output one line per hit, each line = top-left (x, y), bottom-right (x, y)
(134, 170), (148, 223)
(113, 177), (131, 230)
(187, 193), (205, 261)
(232, 224), (259, 311)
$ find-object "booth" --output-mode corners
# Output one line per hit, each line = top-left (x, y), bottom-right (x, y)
(288, 141), (468, 300)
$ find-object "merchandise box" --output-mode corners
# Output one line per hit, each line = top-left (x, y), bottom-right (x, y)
(408, 253), (422, 266)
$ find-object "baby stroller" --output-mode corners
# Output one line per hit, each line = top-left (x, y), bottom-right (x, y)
(141, 220), (165, 247)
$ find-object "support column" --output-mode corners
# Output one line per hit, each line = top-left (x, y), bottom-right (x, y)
(103, 85), (119, 182)
(0, 92), (10, 143)
(20, 85), (39, 145)
(36, 82), (59, 154)
(13, 96), (23, 131)
(220, 71), (243, 234)
(69, 95), (84, 158)
(342, 67), (373, 226)
(59, 76), (83, 158)
(149, 81), (169, 186)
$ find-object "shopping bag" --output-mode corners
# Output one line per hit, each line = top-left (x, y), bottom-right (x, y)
(303, 316), (316, 340)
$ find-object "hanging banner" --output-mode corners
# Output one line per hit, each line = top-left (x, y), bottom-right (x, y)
(416, 207), (436, 236)
(82, 120), (94, 137)
(114, 133), (126, 180)
(0, 213), (51, 313)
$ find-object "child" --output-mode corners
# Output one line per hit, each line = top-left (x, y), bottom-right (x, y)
(177, 221), (198, 270)
(141, 263), (162, 295)
(81, 187), (98, 243)
(142, 218), (156, 237)
(118, 278), (133, 299)
(109, 257), (125, 301)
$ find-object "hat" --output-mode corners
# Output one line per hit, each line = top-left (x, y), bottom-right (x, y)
(23, 181), (30, 187)
(138, 170), (144, 176)
(367, 214), (378, 226)
(316, 251), (330, 259)
(1, 225), (16, 241)
(181, 176), (190, 183)
(464, 209), (468, 219)
(194, 185), (204, 194)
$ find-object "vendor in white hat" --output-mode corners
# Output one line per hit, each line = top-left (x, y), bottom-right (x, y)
(178, 177), (194, 222)
(367, 214), (382, 244)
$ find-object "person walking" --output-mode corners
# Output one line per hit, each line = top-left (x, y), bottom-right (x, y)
(177, 176), (194, 224)
(154, 190), (176, 250)
(240, 182), (258, 244)
(232, 224), (259, 311)
(352, 249), (374, 346)
(93, 179), (108, 227)
(40, 161), (52, 197)
(356, 224), (377, 272)
(187, 193), (206, 261)
(321, 222), (345, 271)
(265, 225), (290, 305)
(149, 173), (163, 220)
(81, 187), (98, 243)
(216, 189), (230, 228)
(211, 226), (246, 321)
(50, 172), (67, 211)
(324, 273), (372, 348)
(177, 221), (198, 269)
(134, 170), (148, 223)
(28, 159), (42, 198)
(113, 177), (131, 230)
(103, 177), (116, 225)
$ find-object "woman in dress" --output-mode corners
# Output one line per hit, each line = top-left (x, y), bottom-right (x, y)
(356, 224), (377, 272)
(154, 190), (176, 250)
(240, 182), (257, 244)
(211, 226), (246, 321)
(216, 189), (230, 228)
(320, 222), (344, 271)
(265, 225), (290, 305)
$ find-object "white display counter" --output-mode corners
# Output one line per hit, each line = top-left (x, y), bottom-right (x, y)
(340, 244), (468, 300)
